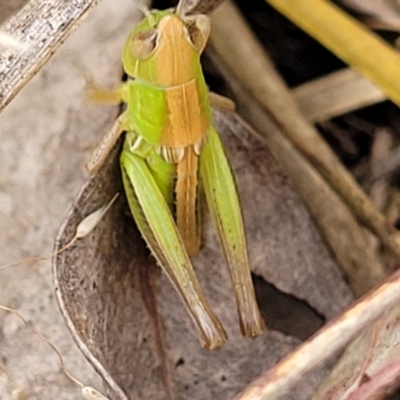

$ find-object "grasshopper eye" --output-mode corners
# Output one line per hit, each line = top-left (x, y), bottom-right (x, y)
(130, 29), (159, 59)
(184, 15), (210, 52)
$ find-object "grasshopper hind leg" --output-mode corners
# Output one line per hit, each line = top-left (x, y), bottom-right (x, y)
(200, 127), (266, 338)
(120, 136), (227, 349)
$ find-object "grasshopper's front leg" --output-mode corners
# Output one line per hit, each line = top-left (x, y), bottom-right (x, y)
(86, 82), (129, 105)
(200, 127), (265, 337)
(87, 111), (129, 173)
(86, 83), (130, 173)
(120, 131), (227, 350)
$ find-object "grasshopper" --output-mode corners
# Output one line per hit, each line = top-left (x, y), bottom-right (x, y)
(87, 0), (265, 349)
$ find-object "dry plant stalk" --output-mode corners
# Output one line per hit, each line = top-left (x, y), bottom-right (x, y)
(210, 2), (400, 264)
(210, 1), (399, 255)
(0, 0), (100, 112)
(245, 102), (383, 294)
(207, 45), (383, 295)
(340, 0), (400, 32)
(235, 270), (400, 400)
(210, 0), (400, 276)
(313, 302), (400, 399)
(368, 130), (393, 210)
(368, 145), (400, 187)
(267, 0), (400, 107)
(208, 2), (400, 398)
(184, 0), (227, 14)
(293, 69), (386, 123)
(210, 1), (386, 295)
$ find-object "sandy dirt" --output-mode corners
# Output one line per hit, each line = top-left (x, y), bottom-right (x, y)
(0, 1), (141, 398)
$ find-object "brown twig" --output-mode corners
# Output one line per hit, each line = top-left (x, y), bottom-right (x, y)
(234, 270), (400, 400)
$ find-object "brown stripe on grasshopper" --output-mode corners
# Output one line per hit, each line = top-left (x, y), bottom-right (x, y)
(176, 145), (200, 256)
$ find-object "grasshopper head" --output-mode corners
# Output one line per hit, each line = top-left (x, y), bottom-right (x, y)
(123, 9), (210, 86)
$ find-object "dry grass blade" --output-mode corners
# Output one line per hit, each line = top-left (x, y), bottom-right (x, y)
(240, 94), (383, 295)
(313, 302), (400, 399)
(0, 0), (101, 112)
(293, 69), (386, 123)
(235, 270), (400, 400)
(183, 0), (227, 14)
(340, 0), (400, 31)
(210, 1), (386, 295)
(210, 0), (400, 271)
(369, 129), (393, 205)
(367, 145), (400, 187)
(267, 0), (400, 107)
(208, 42), (384, 295)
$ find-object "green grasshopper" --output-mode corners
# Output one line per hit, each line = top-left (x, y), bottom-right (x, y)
(87, 0), (265, 349)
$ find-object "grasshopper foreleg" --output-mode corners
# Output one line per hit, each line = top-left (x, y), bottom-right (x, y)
(208, 91), (236, 112)
(86, 82), (129, 105)
(87, 111), (129, 173)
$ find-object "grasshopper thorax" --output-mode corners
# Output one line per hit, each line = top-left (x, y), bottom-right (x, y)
(123, 10), (210, 87)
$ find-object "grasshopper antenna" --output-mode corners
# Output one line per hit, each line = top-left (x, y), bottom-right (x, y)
(175, 0), (205, 16)
(175, 0), (188, 17)
(133, 0), (156, 24)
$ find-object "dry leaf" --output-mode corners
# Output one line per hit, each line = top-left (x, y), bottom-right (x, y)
(53, 111), (353, 399)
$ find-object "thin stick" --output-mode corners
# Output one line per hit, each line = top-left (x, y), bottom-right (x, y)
(235, 270), (400, 400)
(0, 238), (77, 271)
